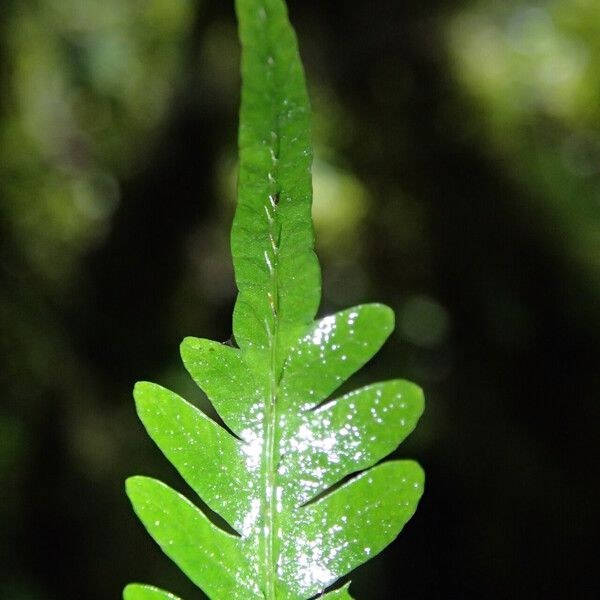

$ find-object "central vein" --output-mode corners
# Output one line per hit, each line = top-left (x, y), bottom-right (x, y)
(261, 124), (282, 598)
(256, 5), (285, 594)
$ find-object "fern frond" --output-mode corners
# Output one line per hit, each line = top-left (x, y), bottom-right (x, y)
(124, 1), (424, 598)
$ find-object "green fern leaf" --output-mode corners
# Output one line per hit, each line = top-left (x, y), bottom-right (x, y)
(124, 1), (425, 598)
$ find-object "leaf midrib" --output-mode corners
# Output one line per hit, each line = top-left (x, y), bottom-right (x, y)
(258, 7), (284, 598)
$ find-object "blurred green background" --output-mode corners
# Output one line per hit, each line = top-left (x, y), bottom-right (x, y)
(1, 0), (598, 598)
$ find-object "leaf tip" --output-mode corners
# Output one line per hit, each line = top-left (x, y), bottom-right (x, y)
(133, 380), (153, 399)
(379, 302), (396, 330)
(409, 459), (426, 490)
(125, 475), (147, 499)
(364, 302), (396, 334)
(401, 378), (426, 416)
(133, 381), (164, 418)
(122, 583), (138, 600)
(179, 335), (199, 356)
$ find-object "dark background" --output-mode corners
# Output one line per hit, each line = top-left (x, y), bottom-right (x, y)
(1, 0), (598, 598)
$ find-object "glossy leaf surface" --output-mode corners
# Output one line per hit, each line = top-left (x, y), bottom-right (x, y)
(124, 0), (424, 598)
